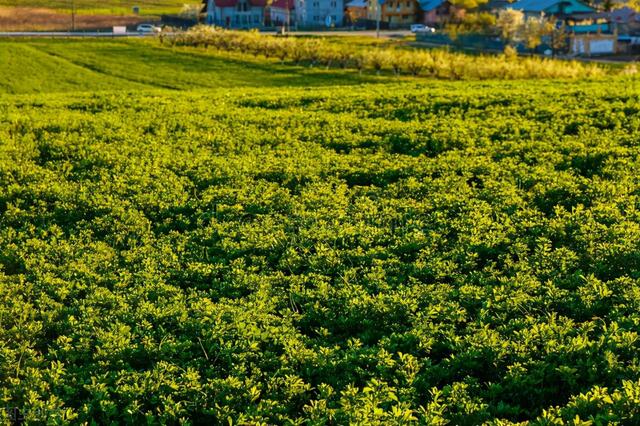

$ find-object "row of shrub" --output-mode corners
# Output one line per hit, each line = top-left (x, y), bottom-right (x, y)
(161, 25), (604, 80)
(3, 79), (640, 424)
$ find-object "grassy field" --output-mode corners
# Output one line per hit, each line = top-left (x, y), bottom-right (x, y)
(0, 7), (161, 31)
(0, 1), (194, 15)
(0, 39), (389, 94)
(1, 37), (640, 424)
(0, 1), (198, 31)
(0, 37), (609, 95)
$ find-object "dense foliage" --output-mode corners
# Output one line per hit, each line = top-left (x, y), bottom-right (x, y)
(164, 26), (605, 80)
(1, 77), (640, 424)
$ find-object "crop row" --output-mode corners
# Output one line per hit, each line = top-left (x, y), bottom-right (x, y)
(1, 80), (639, 424)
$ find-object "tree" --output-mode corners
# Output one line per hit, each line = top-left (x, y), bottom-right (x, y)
(624, 0), (640, 10)
(549, 19), (568, 57)
(444, 0), (489, 33)
(495, 12), (563, 54)
(496, 9), (524, 46)
(180, 4), (202, 21)
(462, 12), (497, 34)
(521, 14), (554, 51)
(449, 0), (489, 11)
(444, 11), (496, 41)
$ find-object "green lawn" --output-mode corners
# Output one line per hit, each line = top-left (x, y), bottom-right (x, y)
(0, 39), (390, 94)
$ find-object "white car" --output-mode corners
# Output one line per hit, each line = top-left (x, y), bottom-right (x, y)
(137, 24), (161, 34)
(410, 24), (435, 33)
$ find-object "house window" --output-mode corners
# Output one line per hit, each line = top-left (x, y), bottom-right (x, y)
(236, 0), (249, 11)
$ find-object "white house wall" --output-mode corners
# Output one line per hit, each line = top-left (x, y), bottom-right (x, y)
(271, 8), (295, 25)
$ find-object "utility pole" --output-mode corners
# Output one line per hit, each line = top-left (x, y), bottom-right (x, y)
(375, 0), (381, 38)
(71, 0), (76, 32)
(287, 2), (291, 33)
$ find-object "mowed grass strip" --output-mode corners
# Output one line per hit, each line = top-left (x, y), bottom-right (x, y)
(0, 43), (152, 94)
(0, 39), (390, 94)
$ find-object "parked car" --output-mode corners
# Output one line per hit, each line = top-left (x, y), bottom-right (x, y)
(410, 24), (435, 33)
(136, 24), (162, 33)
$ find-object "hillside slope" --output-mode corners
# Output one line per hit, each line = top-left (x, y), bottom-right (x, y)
(0, 39), (386, 94)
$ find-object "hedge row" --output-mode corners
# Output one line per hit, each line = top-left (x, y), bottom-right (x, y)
(162, 25), (604, 80)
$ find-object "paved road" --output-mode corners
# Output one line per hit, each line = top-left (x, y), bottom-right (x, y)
(0, 31), (154, 38)
(0, 30), (412, 39)
(288, 30), (412, 38)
